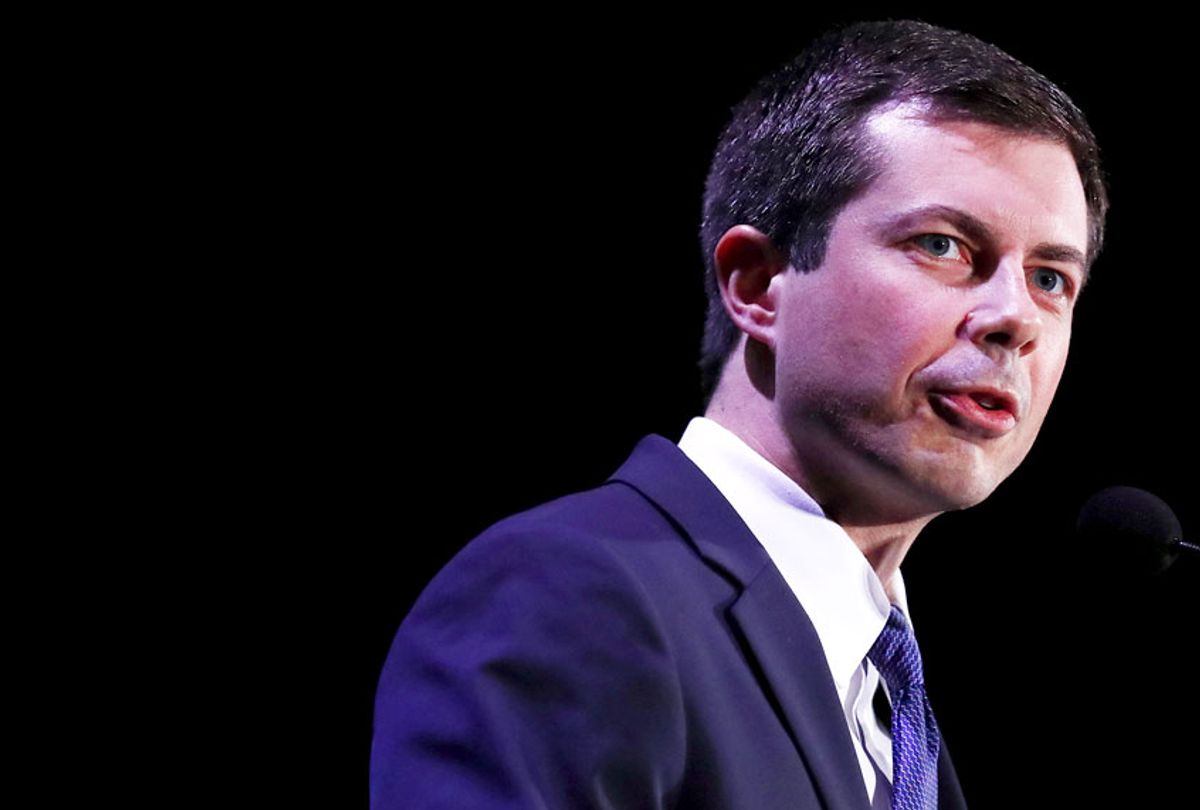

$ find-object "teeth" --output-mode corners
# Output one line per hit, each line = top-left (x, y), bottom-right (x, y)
(976, 395), (1001, 410)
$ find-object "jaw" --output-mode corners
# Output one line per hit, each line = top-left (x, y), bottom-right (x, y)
(797, 406), (1033, 523)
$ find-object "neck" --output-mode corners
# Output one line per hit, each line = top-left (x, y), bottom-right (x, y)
(835, 520), (930, 603)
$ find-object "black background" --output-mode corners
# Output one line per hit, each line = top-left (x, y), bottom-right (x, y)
(342, 8), (1196, 807)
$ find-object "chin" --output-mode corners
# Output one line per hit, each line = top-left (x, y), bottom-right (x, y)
(918, 446), (1023, 512)
(935, 474), (1006, 512)
(902, 464), (1006, 514)
(942, 488), (995, 513)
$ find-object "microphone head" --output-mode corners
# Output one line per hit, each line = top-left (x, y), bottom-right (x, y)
(1076, 486), (1184, 576)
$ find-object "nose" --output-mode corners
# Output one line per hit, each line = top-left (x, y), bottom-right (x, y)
(960, 257), (1041, 356)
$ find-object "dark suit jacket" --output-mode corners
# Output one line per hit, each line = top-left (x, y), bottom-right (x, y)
(372, 434), (968, 809)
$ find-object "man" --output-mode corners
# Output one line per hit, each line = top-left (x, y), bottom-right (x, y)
(372, 20), (1108, 809)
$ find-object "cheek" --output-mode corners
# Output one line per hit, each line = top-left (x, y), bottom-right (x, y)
(1029, 363), (1067, 426)
(821, 304), (946, 409)
(833, 274), (940, 355)
(1032, 329), (1072, 408)
(852, 293), (951, 383)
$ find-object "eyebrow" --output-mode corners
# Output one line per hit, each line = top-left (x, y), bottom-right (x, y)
(877, 204), (1090, 286)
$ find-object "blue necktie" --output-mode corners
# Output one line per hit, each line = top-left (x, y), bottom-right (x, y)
(868, 604), (940, 810)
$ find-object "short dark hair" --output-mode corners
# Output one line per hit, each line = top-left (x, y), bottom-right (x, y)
(697, 20), (1109, 407)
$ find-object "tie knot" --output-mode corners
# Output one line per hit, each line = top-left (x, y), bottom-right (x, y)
(867, 605), (924, 695)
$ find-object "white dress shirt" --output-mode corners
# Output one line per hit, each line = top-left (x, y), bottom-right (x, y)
(678, 416), (913, 809)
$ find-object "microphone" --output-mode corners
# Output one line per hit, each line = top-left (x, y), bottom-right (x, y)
(1076, 486), (1196, 576)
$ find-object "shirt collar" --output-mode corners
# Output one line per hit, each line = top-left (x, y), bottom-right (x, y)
(677, 416), (911, 690)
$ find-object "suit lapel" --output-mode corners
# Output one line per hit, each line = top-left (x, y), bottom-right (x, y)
(937, 733), (969, 810)
(609, 434), (873, 810)
(729, 562), (876, 810)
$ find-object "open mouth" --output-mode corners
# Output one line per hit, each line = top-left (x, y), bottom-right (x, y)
(928, 391), (1017, 438)
(971, 393), (1007, 411)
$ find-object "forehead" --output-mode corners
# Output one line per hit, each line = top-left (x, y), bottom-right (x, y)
(854, 105), (1088, 256)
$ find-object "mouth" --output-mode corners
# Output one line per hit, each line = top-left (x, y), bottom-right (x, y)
(928, 389), (1018, 438)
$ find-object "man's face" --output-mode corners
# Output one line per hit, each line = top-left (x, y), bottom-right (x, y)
(770, 107), (1089, 521)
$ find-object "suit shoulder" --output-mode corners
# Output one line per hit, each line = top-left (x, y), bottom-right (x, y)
(410, 480), (673, 623)
(375, 481), (689, 807)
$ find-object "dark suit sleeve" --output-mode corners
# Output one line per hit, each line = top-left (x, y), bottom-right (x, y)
(370, 525), (687, 810)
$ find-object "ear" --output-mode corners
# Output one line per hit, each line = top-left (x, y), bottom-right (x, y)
(713, 225), (790, 352)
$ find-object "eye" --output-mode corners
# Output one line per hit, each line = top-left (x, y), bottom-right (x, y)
(912, 233), (968, 263)
(1031, 268), (1069, 296)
